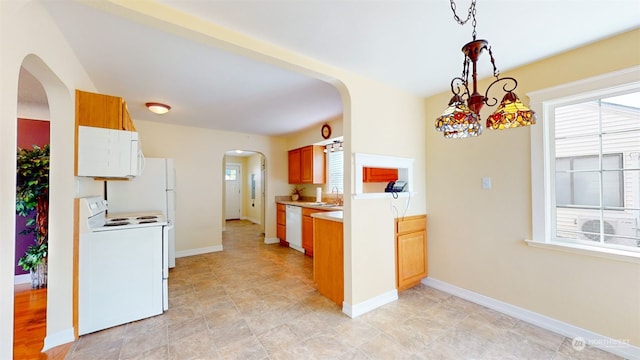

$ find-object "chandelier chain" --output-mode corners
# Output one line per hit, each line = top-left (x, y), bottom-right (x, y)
(487, 46), (500, 78)
(450, 0), (477, 39)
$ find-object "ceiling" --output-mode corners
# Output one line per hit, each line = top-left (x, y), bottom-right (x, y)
(19, 0), (640, 136)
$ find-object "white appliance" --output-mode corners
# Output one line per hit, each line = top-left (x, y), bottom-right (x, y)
(77, 125), (143, 178)
(285, 205), (303, 253)
(78, 196), (167, 335)
(577, 215), (638, 246)
(106, 158), (176, 268)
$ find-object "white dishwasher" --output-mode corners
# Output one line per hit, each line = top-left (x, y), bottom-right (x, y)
(285, 205), (304, 253)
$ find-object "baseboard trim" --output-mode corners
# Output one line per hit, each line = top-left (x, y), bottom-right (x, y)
(422, 277), (639, 359)
(264, 237), (279, 245)
(42, 327), (75, 352)
(342, 289), (398, 318)
(14, 273), (31, 285)
(176, 245), (223, 258)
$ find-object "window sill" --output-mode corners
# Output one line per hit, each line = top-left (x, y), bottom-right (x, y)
(525, 239), (640, 264)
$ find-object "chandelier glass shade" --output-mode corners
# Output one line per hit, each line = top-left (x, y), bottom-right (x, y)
(435, 95), (482, 138)
(436, 0), (535, 138)
(486, 91), (536, 130)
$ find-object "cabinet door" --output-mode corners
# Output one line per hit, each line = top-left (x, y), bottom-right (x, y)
(77, 126), (136, 178)
(277, 207), (286, 225)
(122, 101), (136, 131)
(76, 90), (123, 129)
(313, 218), (344, 306)
(302, 215), (314, 256)
(300, 145), (325, 184)
(396, 231), (427, 291)
(288, 149), (301, 184)
(363, 167), (398, 183)
(77, 126), (111, 176)
(277, 204), (287, 243)
(277, 224), (286, 242)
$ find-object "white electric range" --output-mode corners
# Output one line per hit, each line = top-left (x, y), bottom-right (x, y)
(78, 196), (171, 335)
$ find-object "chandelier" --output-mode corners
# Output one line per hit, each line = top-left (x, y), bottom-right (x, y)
(435, 0), (535, 139)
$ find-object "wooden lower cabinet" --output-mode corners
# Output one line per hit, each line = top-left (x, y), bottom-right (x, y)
(395, 215), (427, 291)
(276, 204), (287, 246)
(313, 217), (343, 306)
(302, 208), (329, 256)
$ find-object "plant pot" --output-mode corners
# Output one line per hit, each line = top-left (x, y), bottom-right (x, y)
(30, 262), (47, 289)
(292, 194), (299, 201)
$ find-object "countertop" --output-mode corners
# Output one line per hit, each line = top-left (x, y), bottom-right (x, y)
(277, 200), (343, 211)
(310, 211), (343, 223)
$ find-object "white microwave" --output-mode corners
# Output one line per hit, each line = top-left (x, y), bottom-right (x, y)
(77, 126), (144, 178)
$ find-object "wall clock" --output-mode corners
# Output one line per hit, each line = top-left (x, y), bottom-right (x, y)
(321, 124), (332, 139)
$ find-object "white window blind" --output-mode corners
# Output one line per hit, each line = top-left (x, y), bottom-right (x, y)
(328, 150), (344, 193)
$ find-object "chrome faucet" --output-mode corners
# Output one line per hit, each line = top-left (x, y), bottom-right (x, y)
(332, 186), (343, 206)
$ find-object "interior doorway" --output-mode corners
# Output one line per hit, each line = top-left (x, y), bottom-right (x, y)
(225, 163), (242, 220)
(14, 66), (51, 357)
(222, 151), (266, 237)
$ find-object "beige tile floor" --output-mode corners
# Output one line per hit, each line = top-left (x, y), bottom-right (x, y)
(66, 220), (622, 360)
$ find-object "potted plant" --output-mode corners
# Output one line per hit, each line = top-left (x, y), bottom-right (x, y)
(16, 144), (49, 288)
(291, 185), (304, 201)
(18, 243), (48, 288)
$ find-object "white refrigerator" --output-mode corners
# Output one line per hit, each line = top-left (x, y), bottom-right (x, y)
(106, 158), (176, 268)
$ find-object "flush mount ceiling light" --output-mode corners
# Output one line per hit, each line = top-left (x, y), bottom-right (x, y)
(145, 102), (171, 115)
(435, 0), (535, 139)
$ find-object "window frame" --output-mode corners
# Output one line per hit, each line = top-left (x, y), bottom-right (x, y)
(528, 66), (640, 261)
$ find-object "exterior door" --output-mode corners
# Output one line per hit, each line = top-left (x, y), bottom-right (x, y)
(225, 163), (242, 220)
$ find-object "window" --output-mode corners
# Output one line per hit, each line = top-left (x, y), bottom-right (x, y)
(225, 168), (237, 181)
(327, 149), (344, 193)
(555, 154), (623, 208)
(529, 67), (640, 257)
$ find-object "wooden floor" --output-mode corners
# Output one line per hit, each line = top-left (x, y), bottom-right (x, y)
(13, 284), (71, 360)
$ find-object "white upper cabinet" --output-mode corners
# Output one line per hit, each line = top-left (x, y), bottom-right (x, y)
(77, 126), (142, 178)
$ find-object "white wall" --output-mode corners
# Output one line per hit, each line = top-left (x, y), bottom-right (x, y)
(244, 153), (264, 226)
(1, 0), (100, 356)
(425, 29), (640, 346)
(134, 120), (289, 254)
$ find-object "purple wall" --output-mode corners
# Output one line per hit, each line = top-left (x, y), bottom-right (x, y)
(15, 118), (50, 276)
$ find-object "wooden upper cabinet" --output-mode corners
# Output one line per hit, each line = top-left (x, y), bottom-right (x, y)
(289, 145), (325, 184)
(76, 90), (135, 131)
(301, 145), (325, 184)
(288, 149), (302, 184)
(121, 101), (136, 131)
(363, 167), (398, 183)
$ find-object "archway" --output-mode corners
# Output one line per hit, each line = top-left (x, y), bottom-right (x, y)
(222, 150), (267, 239)
(14, 65), (51, 357)
(16, 54), (77, 353)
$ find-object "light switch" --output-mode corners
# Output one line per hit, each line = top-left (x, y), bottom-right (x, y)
(482, 177), (492, 189)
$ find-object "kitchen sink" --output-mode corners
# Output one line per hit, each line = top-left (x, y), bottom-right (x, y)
(307, 202), (341, 207)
